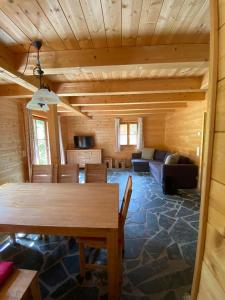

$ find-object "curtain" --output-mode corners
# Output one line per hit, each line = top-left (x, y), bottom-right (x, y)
(58, 116), (66, 164)
(23, 107), (37, 181)
(115, 117), (121, 152)
(137, 117), (144, 151)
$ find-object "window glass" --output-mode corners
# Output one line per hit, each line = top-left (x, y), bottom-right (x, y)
(120, 124), (128, 145)
(129, 124), (138, 145)
(33, 118), (50, 164)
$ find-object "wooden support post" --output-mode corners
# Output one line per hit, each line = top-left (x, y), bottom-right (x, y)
(47, 105), (60, 167)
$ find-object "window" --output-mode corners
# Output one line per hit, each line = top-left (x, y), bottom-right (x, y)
(33, 117), (50, 164)
(120, 123), (138, 146)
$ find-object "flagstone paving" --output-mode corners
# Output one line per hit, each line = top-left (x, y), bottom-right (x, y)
(0, 170), (200, 300)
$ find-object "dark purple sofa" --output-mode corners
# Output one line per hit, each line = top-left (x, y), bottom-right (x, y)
(131, 149), (198, 189)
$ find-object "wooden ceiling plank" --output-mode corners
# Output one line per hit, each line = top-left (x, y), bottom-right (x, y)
(16, 44), (209, 75)
(80, 103), (187, 112)
(69, 92), (205, 106)
(79, 0), (107, 48)
(53, 77), (204, 96)
(136, 0), (164, 46)
(101, 0), (121, 47)
(122, 0), (142, 46)
(58, 0), (93, 49)
(36, 0), (80, 50)
(17, 0), (66, 51)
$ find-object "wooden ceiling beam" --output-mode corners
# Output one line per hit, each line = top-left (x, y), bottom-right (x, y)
(16, 44), (209, 75)
(80, 103), (187, 112)
(53, 77), (204, 96)
(69, 92), (205, 106)
(59, 97), (90, 119)
(86, 109), (175, 116)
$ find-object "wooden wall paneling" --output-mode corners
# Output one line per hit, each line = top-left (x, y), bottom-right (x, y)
(62, 115), (166, 164)
(165, 101), (206, 165)
(0, 99), (25, 185)
(192, 1), (225, 299)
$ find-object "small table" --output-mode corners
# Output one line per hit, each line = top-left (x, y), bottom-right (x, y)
(0, 183), (120, 300)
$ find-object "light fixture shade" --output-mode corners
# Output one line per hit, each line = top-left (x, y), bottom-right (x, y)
(26, 98), (49, 111)
(32, 88), (60, 105)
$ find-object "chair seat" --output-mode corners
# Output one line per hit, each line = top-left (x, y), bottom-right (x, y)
(0, 269), (40, 300)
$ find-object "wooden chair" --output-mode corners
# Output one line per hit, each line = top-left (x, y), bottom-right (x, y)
(77, 176), (132, 277)
(85, 163), (107, 183)
(0, 269), (41, 300)
(58, 164), (79, 183)
(31, 164), (54, 183)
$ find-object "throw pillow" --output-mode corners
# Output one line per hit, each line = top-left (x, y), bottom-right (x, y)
(164, 153), (180, 165)
(141, 148), (155, 160)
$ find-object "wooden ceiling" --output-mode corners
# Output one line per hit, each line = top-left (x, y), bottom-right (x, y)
(0, 0), (210, 118)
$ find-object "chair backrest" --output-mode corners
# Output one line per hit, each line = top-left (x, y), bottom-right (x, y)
(119, 176), (132, 227)
(85, 163), (107, 183)
(31, 165), (53, 183)
(58, 164), (79, 183)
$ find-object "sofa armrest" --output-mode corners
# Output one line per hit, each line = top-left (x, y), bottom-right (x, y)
(162, 164), (198, 189)
(132, 152), (142, 159)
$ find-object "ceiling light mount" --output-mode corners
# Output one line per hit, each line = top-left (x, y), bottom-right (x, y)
(26, 40), (60, 111)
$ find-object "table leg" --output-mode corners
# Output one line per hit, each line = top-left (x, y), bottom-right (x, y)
(107, 229), (119, 300)
(30, 274), (42, 300)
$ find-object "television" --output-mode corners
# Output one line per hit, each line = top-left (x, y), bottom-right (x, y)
(74, 136), (94, 149)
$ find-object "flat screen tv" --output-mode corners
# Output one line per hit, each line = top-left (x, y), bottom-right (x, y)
(74, 136), (94, 149)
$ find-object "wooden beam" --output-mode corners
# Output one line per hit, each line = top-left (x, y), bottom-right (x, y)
(0, 42), (39, 91)
(69, 93), (206, 106)
(16, 44), (209, 75)
(53, 77), (204, 96)
(80, 103), (187, 112)
(59, 97), (90, 118)
(86, 109), (175, 116)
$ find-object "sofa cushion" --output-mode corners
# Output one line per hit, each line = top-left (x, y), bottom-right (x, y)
(132, 159), (150, 172)
(141, 148), (155, 160)
(153, 150), (168, 161)
(178, 155), (191, 164)
(165, 153), (180, 165)
(149, 160), (164, 184)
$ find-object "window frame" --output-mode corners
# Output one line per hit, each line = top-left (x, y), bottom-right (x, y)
(119, 122), (138, 146)
(33, 115), (51, 165)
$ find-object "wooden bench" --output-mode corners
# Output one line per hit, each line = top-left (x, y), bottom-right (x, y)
(0, 269), (41, 300)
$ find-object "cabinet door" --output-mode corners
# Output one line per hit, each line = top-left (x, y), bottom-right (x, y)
(90, 151), (101, 163)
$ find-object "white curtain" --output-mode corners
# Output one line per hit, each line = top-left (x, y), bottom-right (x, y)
(137, 117), (144, 151)
(58, 116), (66, 164)
(115, 117), (121, 152)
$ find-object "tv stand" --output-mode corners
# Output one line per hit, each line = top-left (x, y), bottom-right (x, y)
(67, 149), (102, 168)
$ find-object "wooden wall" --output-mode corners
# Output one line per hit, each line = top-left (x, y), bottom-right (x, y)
(0, 99), (25, 185)
(165, 101), (206, 165)
(195, 1), (225, 299)
(61, 114), (166, 164)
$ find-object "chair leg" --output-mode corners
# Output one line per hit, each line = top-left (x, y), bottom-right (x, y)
(10, 234), (16, 245)
(79, 242), (86, 277)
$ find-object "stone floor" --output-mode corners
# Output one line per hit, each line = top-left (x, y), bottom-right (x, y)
(0, 170), (200, 300)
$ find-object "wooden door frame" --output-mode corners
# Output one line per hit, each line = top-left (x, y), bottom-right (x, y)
(191, 0), (219, 298)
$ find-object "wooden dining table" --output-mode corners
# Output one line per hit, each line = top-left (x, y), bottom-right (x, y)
(0, 183), (120, 300)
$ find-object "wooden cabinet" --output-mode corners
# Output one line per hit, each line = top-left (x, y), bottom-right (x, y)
(67, 149), (102, 168)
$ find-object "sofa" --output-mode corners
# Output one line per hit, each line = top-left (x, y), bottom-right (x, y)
(131, 149), (198, 189)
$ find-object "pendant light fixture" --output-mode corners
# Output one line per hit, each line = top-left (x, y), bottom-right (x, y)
(26, 40), (60, 111)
